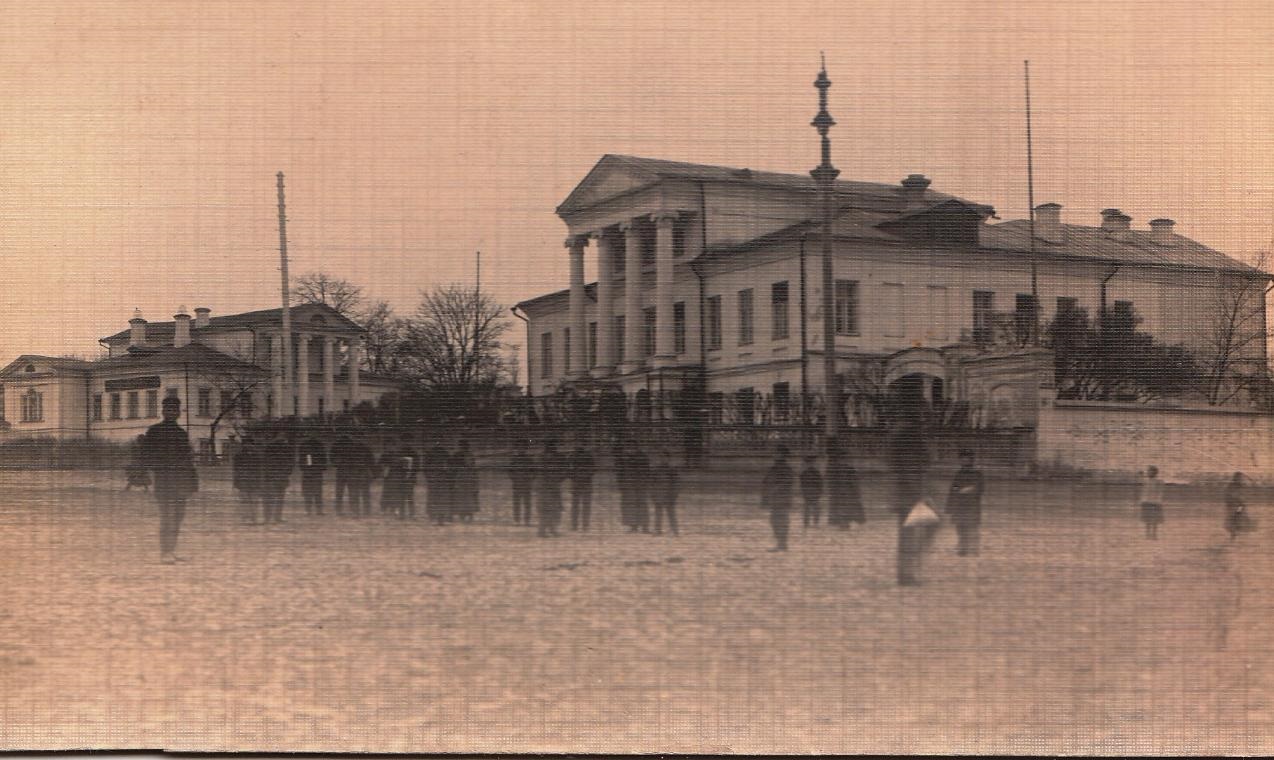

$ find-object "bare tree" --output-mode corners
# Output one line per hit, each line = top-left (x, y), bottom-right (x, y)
(190, 350), (270, 456)
(1197, 252), (1273, 406)
(358, 299), (404, 374)
(290, 272), (366, 317)
(397, 284), (512, 392)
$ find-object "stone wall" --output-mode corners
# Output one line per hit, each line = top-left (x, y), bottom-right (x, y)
(1036, 400), (1274, 482)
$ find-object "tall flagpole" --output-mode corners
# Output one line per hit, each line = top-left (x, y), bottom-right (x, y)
(276, 172), (293, 414)
(1025, 60), (1040, 344)
(811, 54), (840, 453)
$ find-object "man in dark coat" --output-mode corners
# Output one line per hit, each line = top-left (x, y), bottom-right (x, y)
(259, 426), (295, 525)
(650, 449), (680, 536)
(537, 439), (567, 537)
(947, 449), (985, 556)
(508, 439), (535, 525)
(889, 412), (930, 585)
(628, 442), (652, 533)
(298, 433), (329, 515)
(799, 454), (824, 528)
(451, 441), (479, 523)
(569, 441), (595, 531)
(330, 433), (356, 516)
(424, 441), (452, 524)
(231, 433), (263, 525)
(760, 445), (795, 551)
(614, 440), (634, 530)
(825, 446), (865, 530)
(382, 433), (419, 520)
(140, 397), (199, 563)
(348, 434), (377, 517)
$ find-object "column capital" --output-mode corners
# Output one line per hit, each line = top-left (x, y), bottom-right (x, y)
(588, 229), (608, 241)
(618, 218), (641, 233)
(651, 210), (679, 227)
(564, 235), (589, 250)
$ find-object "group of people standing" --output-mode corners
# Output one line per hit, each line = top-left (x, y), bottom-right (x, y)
(229, 429), (481, 526)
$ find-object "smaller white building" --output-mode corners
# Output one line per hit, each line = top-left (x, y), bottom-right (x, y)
(0, 303), (400, 452)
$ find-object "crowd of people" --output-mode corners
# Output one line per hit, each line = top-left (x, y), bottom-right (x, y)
(132, 398), (1258, 582)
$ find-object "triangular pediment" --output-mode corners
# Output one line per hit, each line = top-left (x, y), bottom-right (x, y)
(556, 156), (660, 215)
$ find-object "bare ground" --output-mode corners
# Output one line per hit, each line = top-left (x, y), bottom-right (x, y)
(0, 468), (1269, 754)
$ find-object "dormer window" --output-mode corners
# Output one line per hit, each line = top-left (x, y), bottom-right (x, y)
(24, 363), (35, 373)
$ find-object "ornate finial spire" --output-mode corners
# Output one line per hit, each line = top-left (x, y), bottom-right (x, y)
(811, 54), (839, 184)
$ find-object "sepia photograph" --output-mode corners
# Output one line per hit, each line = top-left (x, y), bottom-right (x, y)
(0, 0), (1271, 754)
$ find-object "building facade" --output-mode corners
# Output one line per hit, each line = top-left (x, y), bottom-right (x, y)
(0, 303), (399, 451)
(516, 155), (1268, 427)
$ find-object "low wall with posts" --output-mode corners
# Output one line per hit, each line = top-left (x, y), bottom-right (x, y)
(1036, 401), (1274, 482)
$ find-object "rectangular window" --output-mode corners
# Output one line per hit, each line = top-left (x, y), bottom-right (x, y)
(926, 285), (950, 342)
(126, 391), (140, 419)
(220, 390), (235, 415)
(673, 302), (686, 354)
(672, 218), (688, 257)
(318, 397), (325, 416)
(540, 332), (553, 379)
(771, 281), (789, 340)
(145, 389), (158, 418)
(165, 386), (179, 399)
(640, 225), (656, 268)
(738, 288), (754, 345)
(735, 387), (755, 424)
(973, 290), (995, 345)
(1015, 293), (1038, 343)
(588, 321), (598, 368)
(92, 393), (103, 422)
(1113, 299), (1133, 316)
(0, 387), (5, 422)
(563, 327), (572, 375)
(772, 382), (791, 422)
(835, 280), (859, 335)
(20, 389), (43, 423)
(197, 387), (212, 418)
(614, 315), (626, 363)
(266, 394), (274, 418)
(1056, 296), (1078, 319)
(239, 392), (254, 417)
(643, 306), (657, 357)
(706, 296), (722, 350)
(110, 392), (122, 420)
(882, 283), (905, 338)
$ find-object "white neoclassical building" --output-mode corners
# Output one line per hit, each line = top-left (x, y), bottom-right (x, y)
(0, 302), (399, 450)
(515, 154), (1268, 427)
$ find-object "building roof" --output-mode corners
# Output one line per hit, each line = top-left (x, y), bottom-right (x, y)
(557, 154), (959, 215)
(93, 343), (267, 374)
(981, 220), (1263, 275)
(0, 355), (95, 376)
(101, 302), (364, 344)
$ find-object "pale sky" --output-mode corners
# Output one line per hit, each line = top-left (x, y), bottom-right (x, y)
(2, 0), (1272, 365)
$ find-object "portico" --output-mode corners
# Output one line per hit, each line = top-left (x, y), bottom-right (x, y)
(267, 330), (363, 417)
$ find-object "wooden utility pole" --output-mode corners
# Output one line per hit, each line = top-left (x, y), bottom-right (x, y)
(276, 172), (293, 414)
(1025, 60), (1040, 344)
(811, 55), (840, 453)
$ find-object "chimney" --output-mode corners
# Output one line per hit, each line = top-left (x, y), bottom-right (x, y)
(128, 308), (147, 349)
(194, 307), (211, 329)
(173, 305), (191, 348)
(1149, 218), (1176, 246)
(1100, 208), (1130, 232)
(900, 174), (932, 210)
(1034, 203), (1063, 244)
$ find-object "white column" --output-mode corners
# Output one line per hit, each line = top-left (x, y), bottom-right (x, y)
(297, 332), (311, 416)
(619, 219), (644, 374)
(652, 211), (677, 368)
(349, 337), (362, 406)
(322, 336), (335, 417)
(271, 334), (284, 418)
(567, 236), (589, 378)
(590, 231), (615, 378)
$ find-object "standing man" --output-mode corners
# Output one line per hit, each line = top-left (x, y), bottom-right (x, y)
(298, 432), (329, 516)
(508, 439), (535, 526)
(760, 445), (795, 552)
(140, 396), (199, 564)
(947, 449), (985, 556)
(800, 453), (824, 529)
(569, 440), (595, 531)
(537, 439), (566, 537)
(650, 449), (680, 536)
(889, 410), (930, 586)
(349, 433), (377, 518)
(330, 432), (356, 516)
(260, 425), (295, 525)
(825, 444), (865, 530)
(424, 440), (451, 524)
(231, 433), (263, 525)
(614, 439), (635, 530)
(451, 440), (479, 523)
(629, 441), (652, 533)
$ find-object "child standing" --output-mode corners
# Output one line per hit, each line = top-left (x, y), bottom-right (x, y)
(947, 449), (985, 556)
(1224, 471), (1249, 541)
(650, 449), (680, 536)
(800, 454), (824, 528)
(1138, 465), (1166, 540)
